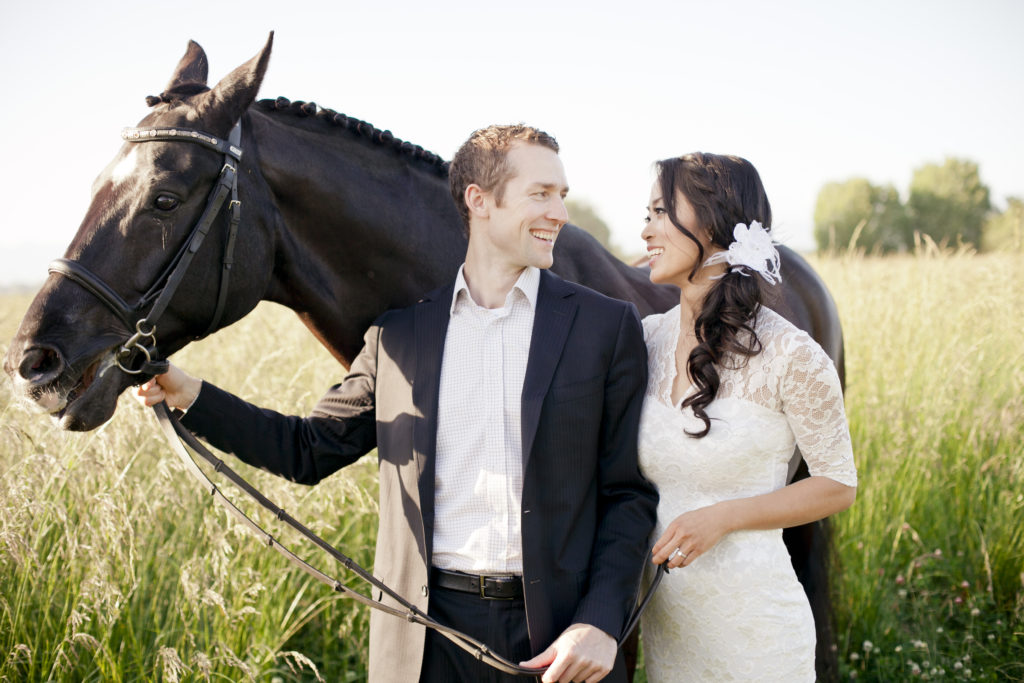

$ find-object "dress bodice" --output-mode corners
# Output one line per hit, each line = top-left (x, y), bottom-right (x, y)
(640, 304), (857, 504)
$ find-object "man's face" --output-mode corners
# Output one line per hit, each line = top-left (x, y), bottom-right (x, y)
(479, 143), (569, 270)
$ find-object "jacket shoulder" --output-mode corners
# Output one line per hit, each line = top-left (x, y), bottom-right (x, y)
(371, 280), (455, 329)
(542, 270), (638, 314)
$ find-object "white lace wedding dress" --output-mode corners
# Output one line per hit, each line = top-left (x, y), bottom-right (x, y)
(638, 305), (857, 682)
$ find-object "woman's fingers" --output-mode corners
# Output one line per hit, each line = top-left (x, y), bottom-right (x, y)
(653, 528), (689, 566)
(653, 508), (723, 567)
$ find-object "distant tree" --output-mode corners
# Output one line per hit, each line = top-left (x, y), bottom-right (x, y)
(907, 158), (991, 247)
(813, 178), (907, 252)
(565, 198), (615, 252)
(983, 197), (1024, 252)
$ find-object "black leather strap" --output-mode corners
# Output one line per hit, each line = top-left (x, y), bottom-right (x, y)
(431, 568), (524, 600)
(48, 258), (137, 329)
(202, 122), (243, 339)
(120, 126), (243, 160)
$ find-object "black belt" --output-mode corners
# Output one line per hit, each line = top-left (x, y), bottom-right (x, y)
(431, 568), (524, 600)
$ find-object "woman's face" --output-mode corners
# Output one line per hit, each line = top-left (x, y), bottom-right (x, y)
(641, 180), (716, 287)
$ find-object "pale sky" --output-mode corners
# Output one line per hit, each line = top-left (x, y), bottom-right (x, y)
(1, 0), (1021, 286)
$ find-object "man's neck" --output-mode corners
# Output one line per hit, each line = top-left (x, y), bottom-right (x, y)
(461, 253), (528, 309)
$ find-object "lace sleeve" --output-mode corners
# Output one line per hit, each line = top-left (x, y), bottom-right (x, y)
(778, 329), (858, 488)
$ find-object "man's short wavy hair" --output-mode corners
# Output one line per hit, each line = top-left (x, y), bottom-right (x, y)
(449, 124), (559, 235)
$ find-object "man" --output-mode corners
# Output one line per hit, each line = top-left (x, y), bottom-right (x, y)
(137, 124), (657, 683)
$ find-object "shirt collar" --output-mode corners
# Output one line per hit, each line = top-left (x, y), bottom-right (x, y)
(450, 265), (541, 315)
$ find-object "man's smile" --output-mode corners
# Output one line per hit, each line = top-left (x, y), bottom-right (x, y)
(529, 228), (558, 244)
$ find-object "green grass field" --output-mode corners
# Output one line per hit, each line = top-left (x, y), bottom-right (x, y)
(1, 249), (1021, 681)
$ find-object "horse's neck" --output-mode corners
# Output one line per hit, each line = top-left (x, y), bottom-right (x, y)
(248, 109), (466, 364)
(242, 108), (678, 365)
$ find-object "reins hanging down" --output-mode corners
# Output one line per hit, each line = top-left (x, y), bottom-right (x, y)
(153, 402), (666, 677)
(51, 118), (666, 676)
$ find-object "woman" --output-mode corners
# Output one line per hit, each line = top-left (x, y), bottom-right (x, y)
(637, 152), (857, 681)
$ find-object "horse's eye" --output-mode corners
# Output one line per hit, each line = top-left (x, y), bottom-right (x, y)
(155, 194), (179, 211)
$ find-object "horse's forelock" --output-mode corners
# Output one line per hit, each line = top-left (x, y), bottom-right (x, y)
(145, 83), (212, 108)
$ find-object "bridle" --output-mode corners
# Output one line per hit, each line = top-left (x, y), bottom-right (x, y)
(48, 122), (244, 376)
(49, 120), (666, 677)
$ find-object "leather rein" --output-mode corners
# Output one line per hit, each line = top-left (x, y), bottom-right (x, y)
(49, 120), (666, 677)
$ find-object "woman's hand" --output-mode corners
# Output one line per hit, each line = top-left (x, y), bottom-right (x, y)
(651, 503), (731, 569)
(133, 363), (202, 411)
(651, 477), (857, 569)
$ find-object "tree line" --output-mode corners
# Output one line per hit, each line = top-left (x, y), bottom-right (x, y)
(814, 157), (1023, 253)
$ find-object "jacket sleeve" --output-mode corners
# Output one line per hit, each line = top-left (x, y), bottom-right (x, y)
(180, 320), (382, 485)
(572, 302), (659, 638)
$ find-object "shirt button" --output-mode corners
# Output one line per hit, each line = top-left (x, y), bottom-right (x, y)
(421, 585), (429, 597)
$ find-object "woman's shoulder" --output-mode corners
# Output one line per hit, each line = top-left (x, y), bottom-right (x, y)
(754, 306), (815, 348)
(641, 304), (679, 338)
(753, 307), (837, 381)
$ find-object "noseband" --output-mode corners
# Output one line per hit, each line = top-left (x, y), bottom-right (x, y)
(48, 122), (244, 375)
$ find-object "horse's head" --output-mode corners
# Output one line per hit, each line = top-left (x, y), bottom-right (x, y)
(4, 35), (275, 431)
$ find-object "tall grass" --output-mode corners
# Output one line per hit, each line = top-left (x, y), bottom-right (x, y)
(1, 299), (377, 681)
(813, 246), (1023, 681)
(1, 248), (1022, 681)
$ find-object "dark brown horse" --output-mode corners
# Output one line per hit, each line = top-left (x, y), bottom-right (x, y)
(3, 35), (843, 680)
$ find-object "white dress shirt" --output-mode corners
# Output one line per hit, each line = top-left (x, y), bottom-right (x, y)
(431, 265), (539, 575)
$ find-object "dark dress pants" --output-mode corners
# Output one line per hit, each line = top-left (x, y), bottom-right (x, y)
(419, 582), (538, 683)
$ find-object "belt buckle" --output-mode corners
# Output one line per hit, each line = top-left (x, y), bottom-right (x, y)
(478, 575), (513, 600)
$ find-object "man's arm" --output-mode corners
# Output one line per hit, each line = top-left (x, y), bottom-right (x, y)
(574, 302), (658, 632)
(136, 320), (383, 485)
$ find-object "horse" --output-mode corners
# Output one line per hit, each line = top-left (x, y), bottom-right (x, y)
(3, 34), (843, 680)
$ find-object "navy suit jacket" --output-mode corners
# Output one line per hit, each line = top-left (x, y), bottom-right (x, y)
(182, 269), (658, 682)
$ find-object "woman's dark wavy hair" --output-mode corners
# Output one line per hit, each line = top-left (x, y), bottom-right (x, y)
(657, 152), (774, 437)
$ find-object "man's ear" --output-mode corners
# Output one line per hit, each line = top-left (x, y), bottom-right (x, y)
(464, 184), (490, 220)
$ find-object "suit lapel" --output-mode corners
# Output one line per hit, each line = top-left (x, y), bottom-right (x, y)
(412, 282), (453, 561)
(521, 271), (577, 468)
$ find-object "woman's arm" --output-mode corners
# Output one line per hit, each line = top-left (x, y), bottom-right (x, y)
(654, 320), (857, 569)
(651, 476), (856, 567)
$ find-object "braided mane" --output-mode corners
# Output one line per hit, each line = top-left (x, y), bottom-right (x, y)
(145, 89), (449, 175)
(254, 97), (450, 176)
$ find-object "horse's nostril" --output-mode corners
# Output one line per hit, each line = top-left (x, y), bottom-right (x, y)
(18, 346), (65, 383)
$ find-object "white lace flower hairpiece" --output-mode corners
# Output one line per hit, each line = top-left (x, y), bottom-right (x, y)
(704, 220), (782, 285)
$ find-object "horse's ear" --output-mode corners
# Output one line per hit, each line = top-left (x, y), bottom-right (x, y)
(165, 40), (210, 91)
(196, 32), (274, 133)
